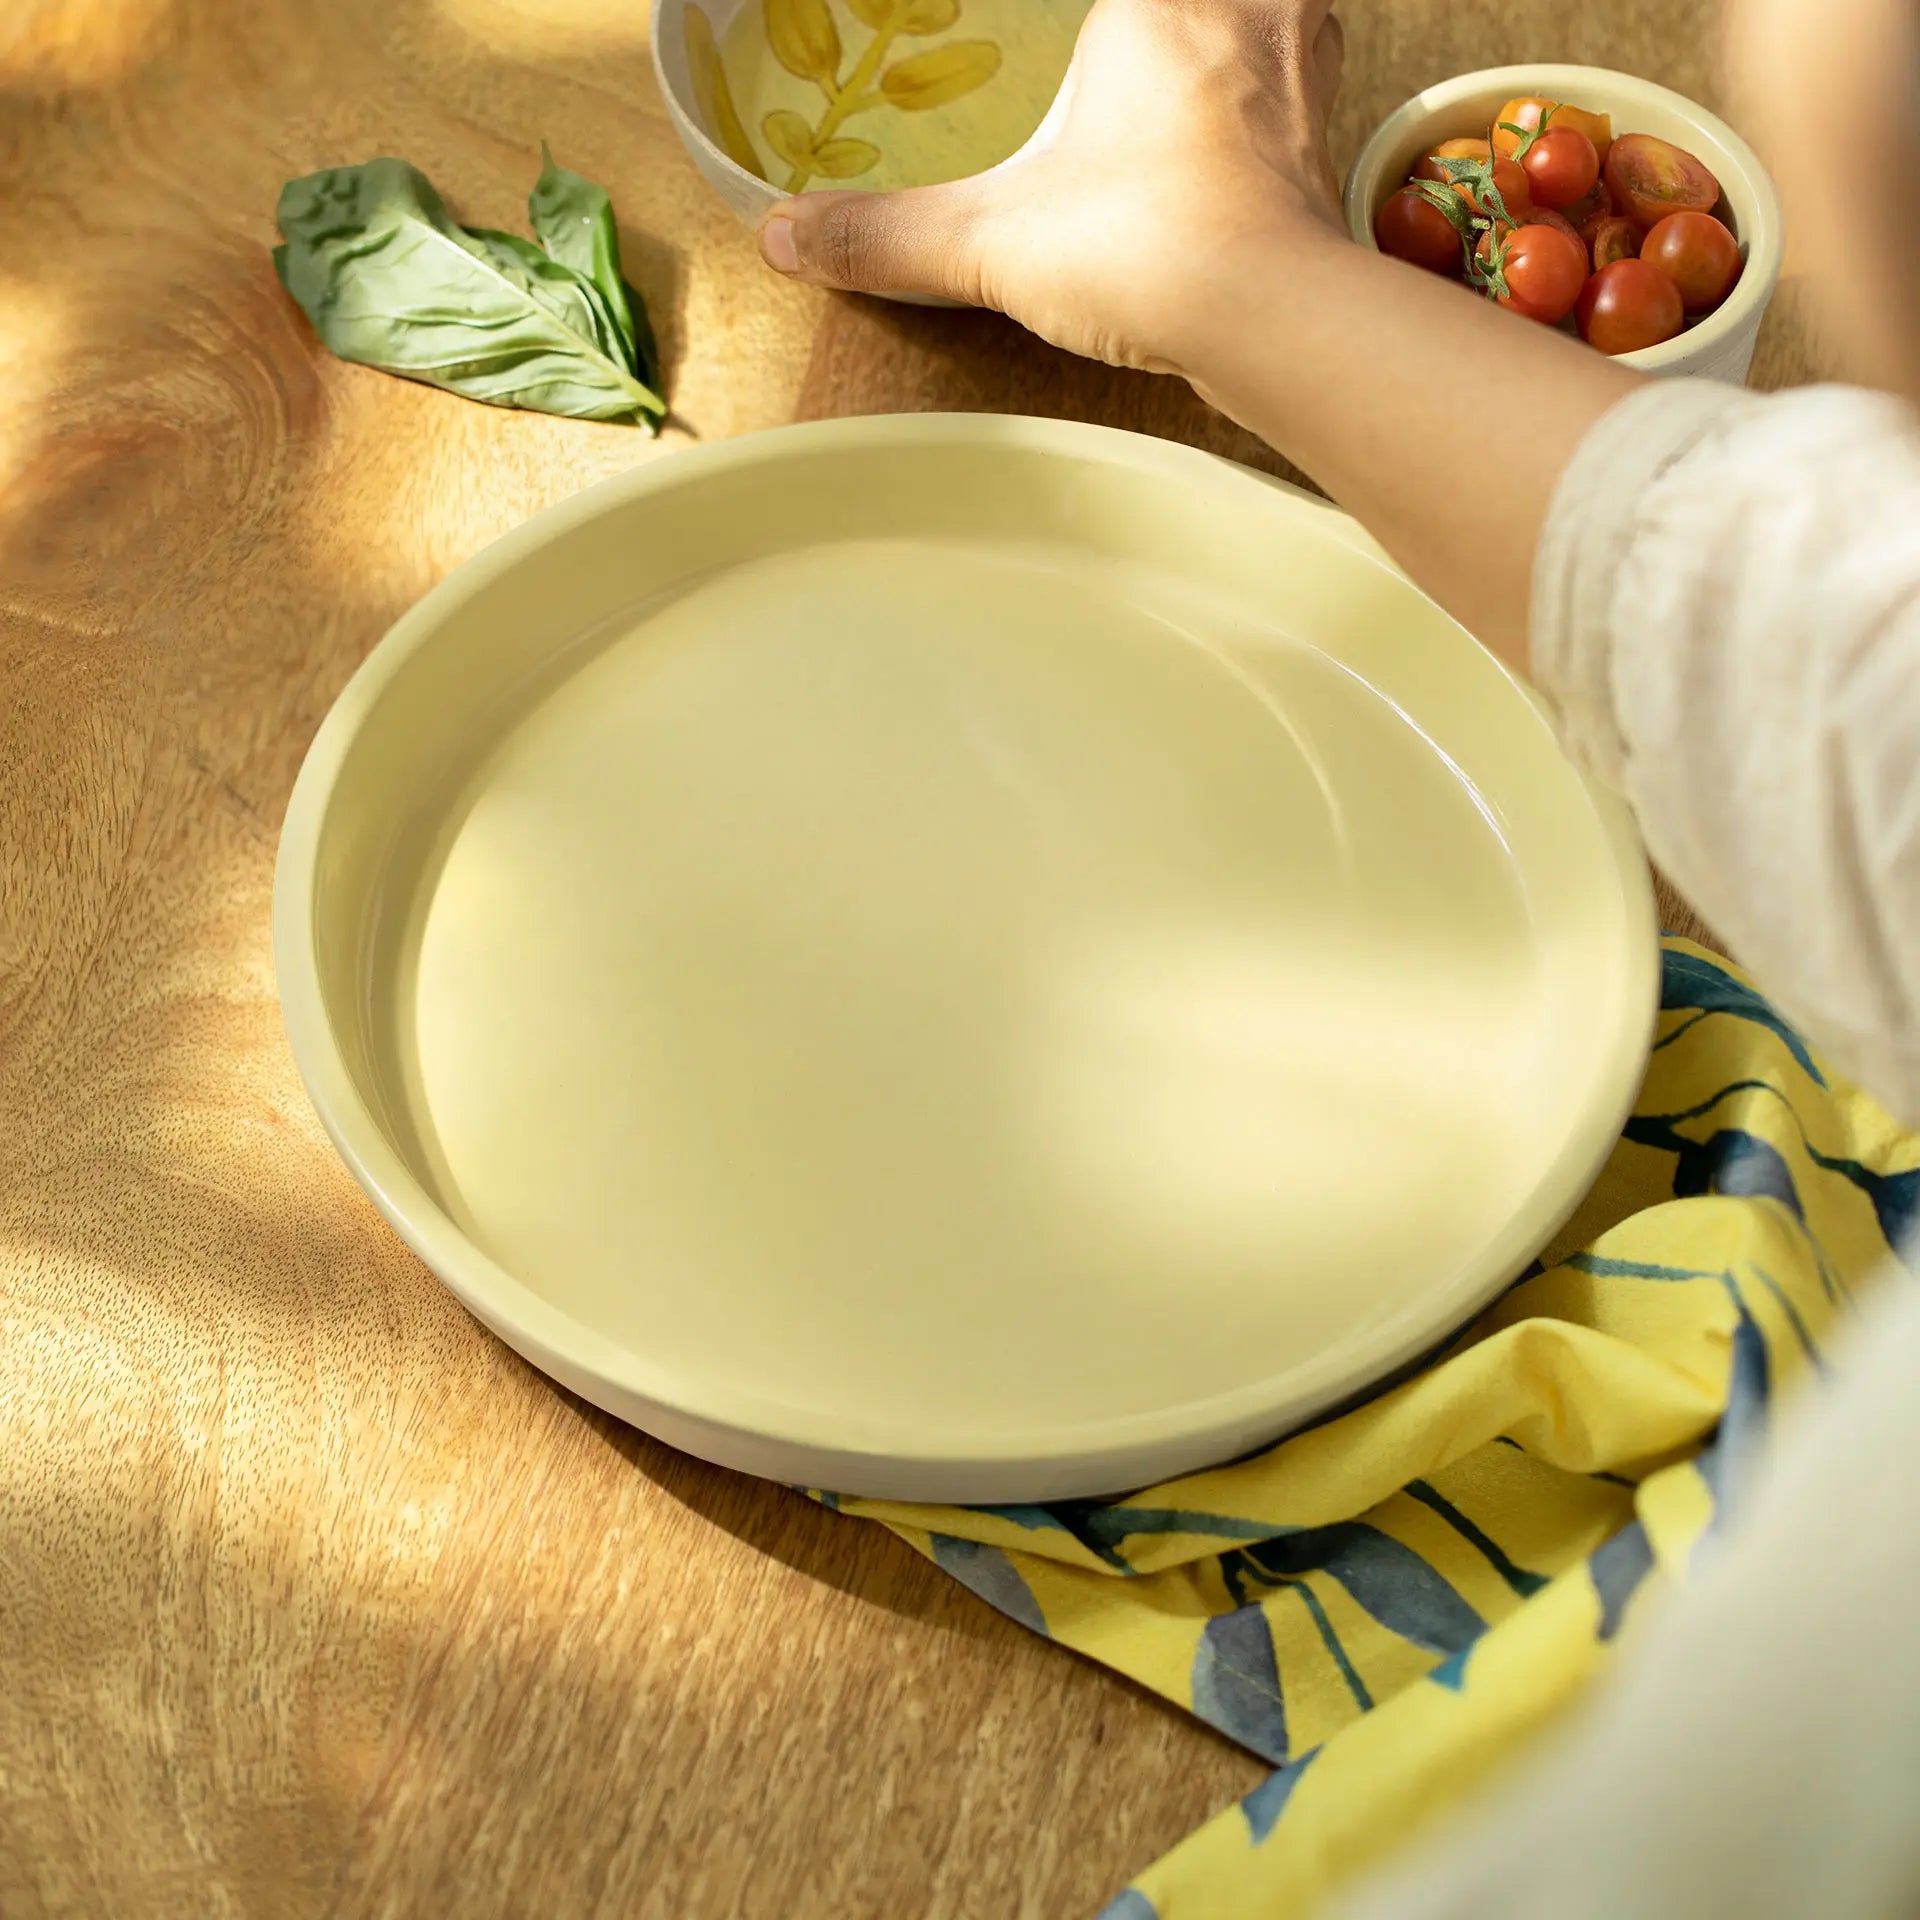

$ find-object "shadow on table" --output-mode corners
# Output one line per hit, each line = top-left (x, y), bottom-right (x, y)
(790, 291), (1318, 489)
(561, 1383), (1261, 1769)
(559, 1383), (1043, 1642)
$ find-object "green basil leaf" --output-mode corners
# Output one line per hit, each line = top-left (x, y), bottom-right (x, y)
(528, 145), (661, 395)
(274, 157), (665, 426)
(459, 225), (629, 367)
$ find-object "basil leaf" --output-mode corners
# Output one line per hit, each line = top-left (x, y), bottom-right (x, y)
(528, 145), (661, 396)
(274, 157), (664, 426)
(460, 224), (632, 369)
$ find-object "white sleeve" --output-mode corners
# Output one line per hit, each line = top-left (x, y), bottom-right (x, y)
(1531, 380), (1920, 1123)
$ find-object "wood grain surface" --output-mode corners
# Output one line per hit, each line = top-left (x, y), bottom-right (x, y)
(1, 1), (1824, 1914)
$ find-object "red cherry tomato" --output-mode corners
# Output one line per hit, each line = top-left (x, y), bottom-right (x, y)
(1466, 154), (1532, 223)
(1604, 133), (1723, 230)
(1415, 139), (1531, 222)
(1588, 215), (1640, 272)
(1640, 209), (1742, 313)
(1521, 126), (1600, 210)
(1577, 258), (1685, 354)
(1375, 185), (1465, 274)
(1492, 96), (1613, 167)
(1477, 222), (1589, 325)
(1520, 205), (1584, 248)
(1564, 176), (1617, 241)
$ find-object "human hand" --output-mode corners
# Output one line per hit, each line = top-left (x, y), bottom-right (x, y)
(750, 0), (1635, 677)
(756, 0), (1347, 381)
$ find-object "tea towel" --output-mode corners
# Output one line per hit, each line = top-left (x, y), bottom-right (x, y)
(818, 936), (1917, 1917)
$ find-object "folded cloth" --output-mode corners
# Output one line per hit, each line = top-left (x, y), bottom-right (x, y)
(816, 936), (1919, 1918)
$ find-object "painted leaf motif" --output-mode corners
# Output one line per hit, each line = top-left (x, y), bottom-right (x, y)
(808, 136), (881, 179)
(879, 38), (1000, 110)
(684, 6), (766, 178)
(842, 0), (962, 27)
(761, 109), (816, 172)
(1241, 1748), (1319, 1845)
(1247, 1523), (1485, 1657)
(928, 1536), (1048, 1635)
(1190, 1608), (1288, 1764)
(1694, 1277), (1771, 1522)
(1590, 1517), (1655, 1641)
(1659, 948), (1826, 1084)
(764, 0), (842, 86)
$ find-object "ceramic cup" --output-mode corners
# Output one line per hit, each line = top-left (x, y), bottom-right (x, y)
(655, 0), (782, 227)
(652, 0), (1067, 307)
(1344, 64), (1784, 382)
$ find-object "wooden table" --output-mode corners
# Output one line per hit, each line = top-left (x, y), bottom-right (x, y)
(0, 2), (1823, 1913)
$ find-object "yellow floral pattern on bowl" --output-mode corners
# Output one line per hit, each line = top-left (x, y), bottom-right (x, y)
(683, 0), (1087, 194)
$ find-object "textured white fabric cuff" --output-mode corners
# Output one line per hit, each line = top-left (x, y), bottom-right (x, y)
(1529, 378), (1759, 791)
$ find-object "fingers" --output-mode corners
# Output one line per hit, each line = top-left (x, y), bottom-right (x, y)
(758, 182), (986, 302)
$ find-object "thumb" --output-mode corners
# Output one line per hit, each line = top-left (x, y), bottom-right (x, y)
(758, 183), (985, 302)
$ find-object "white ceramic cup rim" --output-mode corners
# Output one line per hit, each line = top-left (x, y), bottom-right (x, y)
(652, 0), (783, 209)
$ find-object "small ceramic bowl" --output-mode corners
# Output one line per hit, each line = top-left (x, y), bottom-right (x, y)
(1344, 64), (1784, 382)
(652, 0), (973, 303)
(655, 0), (781, 227)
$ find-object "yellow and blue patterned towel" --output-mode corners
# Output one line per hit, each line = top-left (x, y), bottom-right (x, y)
(819, 937), (1918, 1917)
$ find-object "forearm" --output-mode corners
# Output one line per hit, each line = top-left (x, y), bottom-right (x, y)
(1182, 223), (1645, 672)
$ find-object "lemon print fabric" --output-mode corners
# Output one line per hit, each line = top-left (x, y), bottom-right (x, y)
(685, 0), (1089, 193)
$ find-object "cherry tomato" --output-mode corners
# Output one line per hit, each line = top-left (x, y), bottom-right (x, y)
(1604, 133), (1723, 231)
(1564, 176), (1617, 241)
(1414, 135), (1489, 183)
(1522, 205), (1584, 248)
(1492, 96), (1614, 166)
(1520, 126), (1600, 210)
(1640, 209), (1742, 313)
(1375, 184), (1465, 274)
(1576, 258), (1685, 354)
(1588, 215), (1640, 271)
(1477, 222), (1589, 325)
(1415, 139), (1531, 222)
